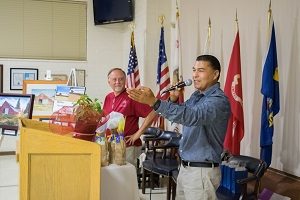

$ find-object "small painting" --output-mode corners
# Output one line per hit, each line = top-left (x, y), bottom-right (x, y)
(23, 80), (67, 119)
(0, 93), (35, 135)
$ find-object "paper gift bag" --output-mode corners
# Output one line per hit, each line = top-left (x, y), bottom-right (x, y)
(220, 163), (247, 194)
(109, 134), (126, 165)
(230, 166), (248, 194)
(95, 133), (109, 166)
(220, 163), (235, 190)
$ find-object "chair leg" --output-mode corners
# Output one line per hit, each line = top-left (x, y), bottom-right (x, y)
(167, 177), (171, 200)
(142, 168), (146, 194)
(171, 179), (176, 200)
(150, 171), (154, 189)
(240, 184), (247, 200)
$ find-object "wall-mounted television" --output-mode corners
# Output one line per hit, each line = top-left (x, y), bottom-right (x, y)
(93, 0), (134, 25)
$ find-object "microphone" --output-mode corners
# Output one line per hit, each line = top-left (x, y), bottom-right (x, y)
(162, 79), (192, 94)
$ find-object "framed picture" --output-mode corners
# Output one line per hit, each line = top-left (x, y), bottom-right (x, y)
(69, 69), (86, 87)
(0, 93), (35, 135)
(53, 85), (85, 112)
(23, 80), (67, 119)
(10, 68), (39, 90)
(0, 65), (3, 93)
(52, 74), (68, 81)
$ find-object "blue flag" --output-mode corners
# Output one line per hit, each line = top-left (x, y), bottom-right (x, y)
(260, 18), (280, 167)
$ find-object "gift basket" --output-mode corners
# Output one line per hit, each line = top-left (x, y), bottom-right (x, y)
(95, 112), (126, 166)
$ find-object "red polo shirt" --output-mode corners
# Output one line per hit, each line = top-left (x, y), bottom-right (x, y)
(103, 90), (152, 147)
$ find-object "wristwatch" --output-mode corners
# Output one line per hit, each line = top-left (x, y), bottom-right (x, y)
(151, 99), (161, 111)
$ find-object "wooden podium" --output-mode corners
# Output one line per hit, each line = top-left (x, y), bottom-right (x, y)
(19, 118), (101, 200)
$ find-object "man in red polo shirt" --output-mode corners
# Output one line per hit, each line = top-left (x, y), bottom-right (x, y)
(103, 68), (156, 167)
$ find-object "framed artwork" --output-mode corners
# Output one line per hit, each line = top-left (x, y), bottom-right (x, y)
(69, 69), (86, 87)
(23, 80), (67, 119)
(0, 93), (35, 135)
(53, 85), (85, 112)
(10, 68), (39, 90)
(52, 74), (68, 81)
(0, 65), (3, 93)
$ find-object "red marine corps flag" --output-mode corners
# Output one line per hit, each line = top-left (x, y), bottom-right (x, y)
(224, 13), (244, 155)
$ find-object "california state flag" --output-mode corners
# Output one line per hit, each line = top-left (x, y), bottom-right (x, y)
(224, 31), (244, 155)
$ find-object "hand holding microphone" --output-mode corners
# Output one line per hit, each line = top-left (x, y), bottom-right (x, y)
(127, 79), (192, 106)
(162, 79), (192, 94)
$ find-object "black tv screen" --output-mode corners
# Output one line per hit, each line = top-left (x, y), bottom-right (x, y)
(93, 0), (134, 25)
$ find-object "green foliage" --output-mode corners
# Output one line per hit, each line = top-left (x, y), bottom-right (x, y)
(73, 95), (102, 122)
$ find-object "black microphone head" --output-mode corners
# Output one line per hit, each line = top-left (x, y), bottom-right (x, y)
(184, 79), (192, 86)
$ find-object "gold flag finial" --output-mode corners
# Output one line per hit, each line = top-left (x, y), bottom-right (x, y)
(235, 9), (239, 31)
(158, 15), (165, 27)
(128, 22), (135, 32)
(268, 0), (272, 26)
(176, 0), (180, 19)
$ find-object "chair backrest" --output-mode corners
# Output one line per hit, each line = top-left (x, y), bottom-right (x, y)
(228, 155), (267, 178)
(143, 127), (163, 138)
(156, 130), (179, 140)
(143, 129), (181, 159)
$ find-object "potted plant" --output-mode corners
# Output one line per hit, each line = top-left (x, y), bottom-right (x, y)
(73, 94), (103, 141)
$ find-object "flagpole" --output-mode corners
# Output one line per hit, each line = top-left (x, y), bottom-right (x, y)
(266, 0), (272, 41)
(176, 0), (179, 19)
(196, 8), (201, 55)
(208, 17), (211, 40)
(203, 17), (211, 54)
(128, 22), (135, 47)
(268, 0), (272, 27)
(235, 9), (239, 32)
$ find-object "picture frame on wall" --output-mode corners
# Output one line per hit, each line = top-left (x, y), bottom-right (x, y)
(0, 93), (35, 136)
(52, 74), (68, 81)
(10, 68), (39, 90)
(23, 80), (67, 119)
(0, 65), (3, 93)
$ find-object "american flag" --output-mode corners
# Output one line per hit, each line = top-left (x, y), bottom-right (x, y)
(153, 26), (170, 129)
(126, 31), (140, 88)
(156, 26), (170, 100)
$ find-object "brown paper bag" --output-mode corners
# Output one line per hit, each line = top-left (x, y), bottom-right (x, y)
(95, 133), (109, 166)
(109, 136), (126, 165)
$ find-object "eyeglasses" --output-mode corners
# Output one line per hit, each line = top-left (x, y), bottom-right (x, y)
(110, 77), (125, 82)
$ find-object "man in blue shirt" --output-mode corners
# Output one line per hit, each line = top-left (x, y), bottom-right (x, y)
(127, 55), (230, 200)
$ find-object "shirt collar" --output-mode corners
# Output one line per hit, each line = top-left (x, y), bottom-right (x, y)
(114, 89), (126, 97)
(195, 82), (220, 97)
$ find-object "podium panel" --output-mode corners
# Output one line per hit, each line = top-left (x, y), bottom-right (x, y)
(19, 118), (101, 200)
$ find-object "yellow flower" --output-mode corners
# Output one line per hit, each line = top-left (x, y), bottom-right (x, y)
(117, 118), (125, 133)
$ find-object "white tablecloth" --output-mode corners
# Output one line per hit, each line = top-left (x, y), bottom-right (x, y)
(101, 163), (140, 200)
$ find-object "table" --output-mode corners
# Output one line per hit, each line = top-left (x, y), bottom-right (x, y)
(101, 163), (140, 200)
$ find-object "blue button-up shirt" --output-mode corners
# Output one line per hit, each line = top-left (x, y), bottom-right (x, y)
(156, 82), (230, 163)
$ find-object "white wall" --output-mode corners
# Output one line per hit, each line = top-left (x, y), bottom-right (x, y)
(1, 0), (299, 177)
(178, 0), (300, 176)
(0, 0), (129, 101)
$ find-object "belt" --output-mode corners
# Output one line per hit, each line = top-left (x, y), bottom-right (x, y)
(181, 160), (219, 168)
